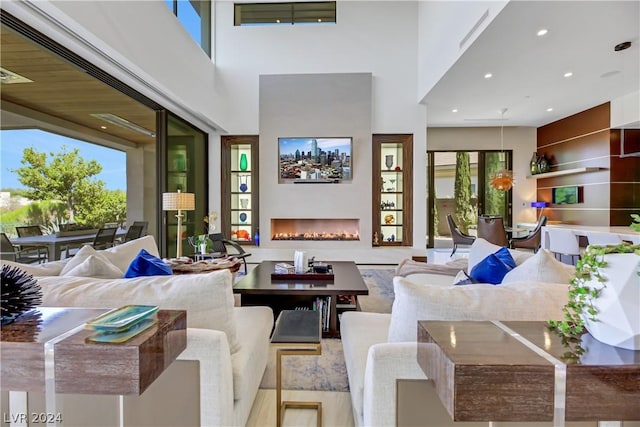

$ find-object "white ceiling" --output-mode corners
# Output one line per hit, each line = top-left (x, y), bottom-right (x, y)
(424, 0), (640, 127)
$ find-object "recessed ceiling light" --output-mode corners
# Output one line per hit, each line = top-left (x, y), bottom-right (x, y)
(317, 18), (322, 22)
(546, 108), (553, 112)
(276, 19), (281, 23)
(484, 73), (493, 79)
(452, 109), (458, 113)
(537, 29), (548, 36)
(564, 72), (573, 78)
(100, 126), (107, 130)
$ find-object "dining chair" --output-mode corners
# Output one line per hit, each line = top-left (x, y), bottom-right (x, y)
(0, 233), (47, 264)
(510, 215), (547, 253)
(208, 233), (252, 274)
(446, 214), (476, 256)
(547, 228), (581, 265)
(15, 225), (50, 262)
(477, 215), (509, 247)
(123, 225), (145, 242)
(132, 221), (149, 236)
(67, 227), (118, 257)
(586, 232), (623, 246)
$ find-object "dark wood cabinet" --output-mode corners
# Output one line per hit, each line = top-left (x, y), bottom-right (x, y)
(221, 136), (259, 244)
(372, 134), (413, 246)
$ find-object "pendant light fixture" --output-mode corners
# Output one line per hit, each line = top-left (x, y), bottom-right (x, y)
(490, 108), (514, 192)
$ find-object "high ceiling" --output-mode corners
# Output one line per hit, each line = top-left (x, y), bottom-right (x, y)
(0, 23), (157, 147)
(1, 1), (638, 137)
(424, 1), (640, 127)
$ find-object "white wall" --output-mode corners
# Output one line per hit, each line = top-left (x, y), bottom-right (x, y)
(216, 1), (427, 252)
(259, 73), (372, 249)
(427, 126), (538, 224)
(417, 0), (508, 102)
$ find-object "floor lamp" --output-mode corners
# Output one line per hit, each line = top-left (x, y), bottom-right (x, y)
(163, 190), (195, 258)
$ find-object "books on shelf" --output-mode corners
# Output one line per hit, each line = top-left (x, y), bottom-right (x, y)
(336, 295), (356, 309)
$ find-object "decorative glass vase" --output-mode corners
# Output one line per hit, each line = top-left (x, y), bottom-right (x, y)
(385, 155), (394, 170)
(239, 153), (248, 171)
(529, 152), (538, 175)
(239, 175), (248, 192)
(583, 253), (640, 350)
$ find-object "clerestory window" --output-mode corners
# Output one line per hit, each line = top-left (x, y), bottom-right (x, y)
(234, 2), (336, 26)
(165, 0), (211, 57)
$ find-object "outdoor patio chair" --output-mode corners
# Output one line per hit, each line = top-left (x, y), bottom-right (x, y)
(15, 225), (50, 262)
(67, 227), (118, 257)
(0, 232), (47, 264)
(446, 214), (475, 256)
(123, 225), (145, 242)
(132, 221), (149, 236)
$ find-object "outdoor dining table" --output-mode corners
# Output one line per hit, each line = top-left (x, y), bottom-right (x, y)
(10, 229), (126, 261)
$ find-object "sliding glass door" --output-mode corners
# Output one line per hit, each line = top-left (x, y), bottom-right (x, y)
(427, 150), (512, 248)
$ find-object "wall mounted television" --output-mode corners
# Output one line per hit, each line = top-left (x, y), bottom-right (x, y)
(552, 185), (581, 204)
(278, 137), (352, 183)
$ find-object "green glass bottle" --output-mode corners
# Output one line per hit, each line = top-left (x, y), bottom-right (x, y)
(239, 153), (248, 171)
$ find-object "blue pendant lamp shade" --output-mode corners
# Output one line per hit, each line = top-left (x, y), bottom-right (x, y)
(531, 201), (549, 220)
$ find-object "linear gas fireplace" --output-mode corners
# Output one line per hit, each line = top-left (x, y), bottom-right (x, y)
(271, 218), (360, 241)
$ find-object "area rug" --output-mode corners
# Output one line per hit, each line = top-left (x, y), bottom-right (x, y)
(259, 268), (396, 392)
(260, 338), (349, 391)
(357, 268), (396, 313)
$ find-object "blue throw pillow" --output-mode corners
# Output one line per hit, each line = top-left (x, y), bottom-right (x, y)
(469, 247), (516, 285)
(124, 249), (173, 278)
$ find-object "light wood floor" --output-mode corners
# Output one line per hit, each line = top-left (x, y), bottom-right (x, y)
(246, 389), (355, 427)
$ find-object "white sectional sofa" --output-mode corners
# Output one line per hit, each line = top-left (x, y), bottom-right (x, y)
(2, 236), (272, 427)
(341, 239), (575, 427)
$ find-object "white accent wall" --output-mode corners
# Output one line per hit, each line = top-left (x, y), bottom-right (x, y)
(215, 1), (428, 255)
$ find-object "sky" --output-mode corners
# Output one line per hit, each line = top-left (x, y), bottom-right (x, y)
(0, 129), (127, 191)
(279, 137), (352, 156)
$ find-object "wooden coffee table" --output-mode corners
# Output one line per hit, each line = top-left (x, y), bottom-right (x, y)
(233, 261), (368, 338)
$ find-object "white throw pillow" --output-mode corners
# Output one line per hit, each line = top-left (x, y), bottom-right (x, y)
(468, 238), (533, 272)
(501, 249), (575, 284)
(102, 235), (160, 272)
(38, 269), (240, 353)
(0, 259), (66, 276)
(59, 245), (102, 276)
(387, 276), (569, 342)
(62, 254), (123, 279)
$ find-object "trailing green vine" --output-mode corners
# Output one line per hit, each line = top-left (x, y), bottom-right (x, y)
(548, 243), (640, 341)
(631, 213), (640, 232)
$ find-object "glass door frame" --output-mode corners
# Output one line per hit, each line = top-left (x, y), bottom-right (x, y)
(427, 149), (512, 248)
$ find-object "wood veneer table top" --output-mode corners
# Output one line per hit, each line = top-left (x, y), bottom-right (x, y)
(1, 307), (187, 395)
(417, 320), (640, 423)
(233, 261), (368, 295)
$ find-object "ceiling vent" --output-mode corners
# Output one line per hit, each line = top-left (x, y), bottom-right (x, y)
(91, 113), (156, 138)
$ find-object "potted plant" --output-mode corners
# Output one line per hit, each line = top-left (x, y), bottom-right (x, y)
(549, 243), (640, 350)
(195, 235), (212, 254)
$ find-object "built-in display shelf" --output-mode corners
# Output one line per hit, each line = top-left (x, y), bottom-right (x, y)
(526, 167), (601, 179)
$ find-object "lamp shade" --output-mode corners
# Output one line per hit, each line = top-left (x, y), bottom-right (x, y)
(162, 192), (195, 211)
(530, 201), (549, 208)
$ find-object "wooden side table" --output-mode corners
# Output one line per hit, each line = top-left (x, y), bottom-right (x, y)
(271, 310), (322, 427)
(417, 320), (640, 426)
(1, 307), (187, 426)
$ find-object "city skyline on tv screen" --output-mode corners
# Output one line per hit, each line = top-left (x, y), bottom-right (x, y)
(279, 137), (352, 181)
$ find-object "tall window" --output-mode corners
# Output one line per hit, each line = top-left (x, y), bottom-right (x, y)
(165, 0), (211, 56)
(234, 2), (336, 26)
